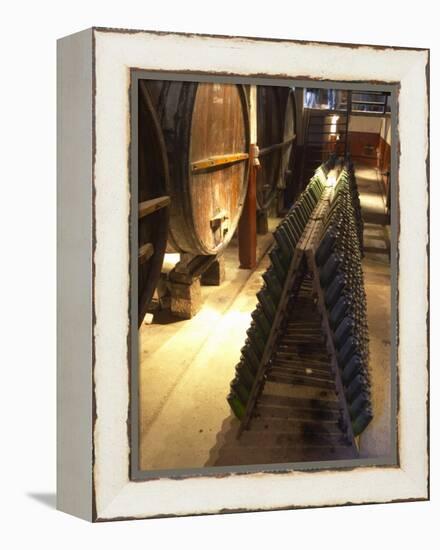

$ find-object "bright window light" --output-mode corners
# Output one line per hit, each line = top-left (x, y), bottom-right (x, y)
(327, 175), (337, 187)
(330, 114), (339, 135)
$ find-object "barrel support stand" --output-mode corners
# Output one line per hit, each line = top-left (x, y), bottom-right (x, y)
(168, 254), (202, 319)
(200, 256), (225, 286)
(168, 253), (225, 318)
(168, 277), (202, 320)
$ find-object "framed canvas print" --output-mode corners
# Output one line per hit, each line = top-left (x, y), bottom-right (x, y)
(57, 27), (429, 521)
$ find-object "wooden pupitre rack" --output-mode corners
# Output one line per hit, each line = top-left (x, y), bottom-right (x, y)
(223, 157), (372, 465)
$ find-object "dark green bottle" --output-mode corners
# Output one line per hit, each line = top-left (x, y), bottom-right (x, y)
(287, 211), (305, 238)
(329, 296), (350, 328)
(338, 336), (359, 367)
(320, 253), (343, 287)
(235, 360), (255, 388)
(325, 273), (346, 310)
(352, 407), (373, 435)
(246, 325), (266, 356)
(349, 391), (370, 418)
(274, 226), (294, 258)
(257, 288), (277, 321)
(242, 341), (261, 371)
(263, 269), (283, 302)
(334, 316), (355, 348)
(269, 247), (288, 280)
(315, 230), (337, 266)
(251, 307), (271, 337)
(231, 379), (251, 405)
(227, 392), (246, 420)
(345, 373), (369, 402)
(284, 217), (302, 242)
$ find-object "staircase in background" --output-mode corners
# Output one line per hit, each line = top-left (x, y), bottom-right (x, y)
(301, 109), (349, 184)
(300, 90), (390, 188)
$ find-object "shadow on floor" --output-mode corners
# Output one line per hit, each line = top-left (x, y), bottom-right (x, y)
(363, 211), (390, 225)
(27, 492), (57, 509)
(356, 166), (390, 226)
(363, 223), (390, 263)
(151, 309), (187, 325)
(205, 414), (241, 466)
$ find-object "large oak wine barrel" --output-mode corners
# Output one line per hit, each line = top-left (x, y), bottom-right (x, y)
(145, 80), (250, 255)
(138, 82), (170, 326)
(257, 87), (297, 210)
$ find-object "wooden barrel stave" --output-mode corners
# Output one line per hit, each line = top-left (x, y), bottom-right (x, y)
(137, 81), (170, 326)
(257, 86), (297, 211)
(146, 80), (250, 256)
(279, 89), (298, 210)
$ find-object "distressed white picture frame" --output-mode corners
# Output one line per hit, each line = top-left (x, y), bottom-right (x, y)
(57, 27), (429, 522)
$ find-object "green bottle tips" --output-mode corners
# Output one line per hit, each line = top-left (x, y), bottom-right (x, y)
(247, 332), (265, 358)
(262, 270), (283, 301)
(319, 253), (343, 287)
(227, 393), (246, 420)
(273, 229), (293, 259)
(315, 230), (338, 266)
(329, 296), (350, 328)
(257, 289), (277, 320)
(325, 273), (347, 310)
(235, 361), (255, 388)
(231, 379), (251, 405)
(239, 356), (259, 381)
(333, 315), (356, 347)
(351, 408), (373, 436)
(269, 247), (288, 277)
(241, 345), (260, 373)
(252, 306), (271, 336)
(287, 212), (305, 237)
(264, 283), (282, 305)
(349, 392), (370, 419)
(338, 336), (359, 367)
(282, 222), (300, 245)
(345, 374), (369, 402)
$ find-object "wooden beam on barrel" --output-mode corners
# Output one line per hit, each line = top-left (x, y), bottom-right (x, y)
(191, 152), (249, 173)
(138, 195), (170, 219)
(138, 243), (154, 265)
(258, 135), (296, 157)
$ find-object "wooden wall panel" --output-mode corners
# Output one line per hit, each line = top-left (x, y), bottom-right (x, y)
(348, 131), (380, 167)
(378, 136), (391, 208)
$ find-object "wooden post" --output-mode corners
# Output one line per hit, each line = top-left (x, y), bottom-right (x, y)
(345, 90), (352, 159)
(238, 145), (257, 268)
(239, 85), (258, 269)
(294, 88), (305, 146)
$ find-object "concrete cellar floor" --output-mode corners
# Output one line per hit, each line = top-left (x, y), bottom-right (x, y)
(356, 167), (392, 459)
(138, 167), (392, 471)
(138, 223), (276, 470)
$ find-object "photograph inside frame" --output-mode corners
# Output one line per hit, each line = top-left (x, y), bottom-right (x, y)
(134, 79), (395, 473)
